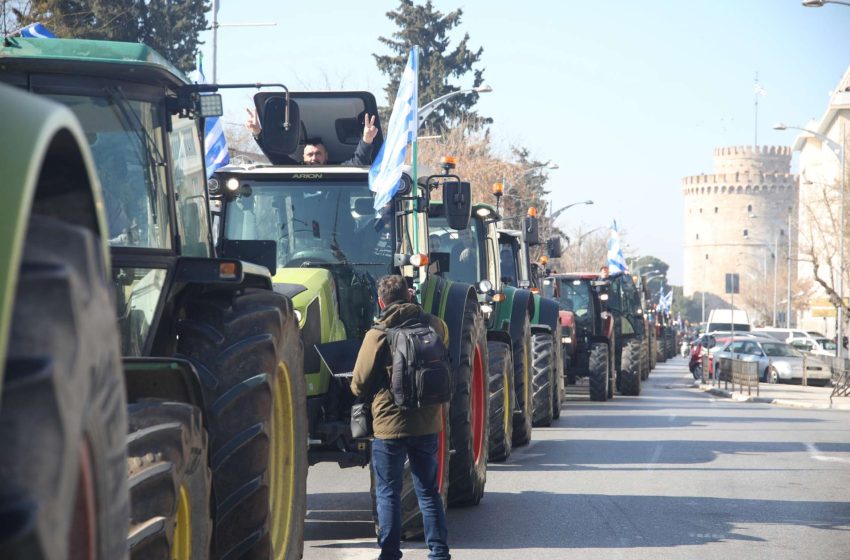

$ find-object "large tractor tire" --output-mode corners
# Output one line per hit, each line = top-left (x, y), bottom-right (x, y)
(486, 340), (514, 462)
(447, 298), (489, 507)
(0, 215), (128, 560)
(531, 333), (554, 428)
(640, 338), (650, 381)
(177, 289), (308, 560)
(588, 342), (610, 402)
(619, 338), (643, 396)
(551, 325), (564, 420)
(126, 401), (212, 559)
(656, 339), (667, 363)
(370, 407), (451, 540)
(511, 316), (533, 447)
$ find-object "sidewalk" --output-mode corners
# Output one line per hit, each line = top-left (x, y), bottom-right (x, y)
(696, 379), (850, 410)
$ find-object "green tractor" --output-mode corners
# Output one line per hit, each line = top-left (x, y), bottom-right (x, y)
(1, 37), (308, 559)
(605, 272), (647, 396)
(497, 216), (564, 427)
(211, 92), (490, 533)
(427, 198), (536, 461)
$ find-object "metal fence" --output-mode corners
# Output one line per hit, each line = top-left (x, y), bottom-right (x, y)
(729, 358), (759, 396)
(831, 357), (850, 403)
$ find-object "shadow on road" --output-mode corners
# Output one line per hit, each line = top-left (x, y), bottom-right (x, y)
(445, 491), (850, 549)
(305, 491), (375, 544)
(487, 439), (850, 470)
(558, 414), (822, 430)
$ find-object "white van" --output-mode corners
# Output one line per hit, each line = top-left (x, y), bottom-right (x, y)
(706, 309), (751, 334)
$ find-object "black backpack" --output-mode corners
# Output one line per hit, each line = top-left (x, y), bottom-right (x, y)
(377, 313), (452, 409)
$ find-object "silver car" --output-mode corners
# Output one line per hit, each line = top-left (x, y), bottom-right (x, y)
(714, 337), (831, 385)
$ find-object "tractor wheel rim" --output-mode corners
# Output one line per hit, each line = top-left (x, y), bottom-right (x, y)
(471, 343), (485, 465)
(270, 361), (296, 557)
(172, 485), (192, 560)
(69, 438), (96, 560)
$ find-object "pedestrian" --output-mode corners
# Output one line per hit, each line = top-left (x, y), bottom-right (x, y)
(350, 274), (451, 560)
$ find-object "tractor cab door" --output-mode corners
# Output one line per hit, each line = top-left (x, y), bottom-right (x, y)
(253, 91), (384, 165)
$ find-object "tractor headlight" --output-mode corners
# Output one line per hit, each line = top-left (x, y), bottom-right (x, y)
(561, 336), (572, 344)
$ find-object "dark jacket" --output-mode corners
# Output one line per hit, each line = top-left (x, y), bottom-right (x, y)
(350, 302), (449, 439)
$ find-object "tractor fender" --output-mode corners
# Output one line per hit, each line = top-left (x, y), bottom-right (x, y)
(0, 84), (106, 395)
(422, 274), (480, 369)
(508, 288), (535, 344)
(530, 324), (552, 336)
(123, 357), (207, 426)
(487, 329), (512, 347)
(536, 297), (561, 334)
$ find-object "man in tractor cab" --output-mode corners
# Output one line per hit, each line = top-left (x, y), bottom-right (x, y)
(245, 107), (379, 165)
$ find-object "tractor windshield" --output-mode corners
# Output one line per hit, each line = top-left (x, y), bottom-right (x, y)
(48, 93), (172, 250)
(558, 278), (593, 326)
(223, 182), (394, 282)
(428, 216), (485, 285)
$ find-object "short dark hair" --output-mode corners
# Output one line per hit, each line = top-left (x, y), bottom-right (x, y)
(378, 275), (409, 306)
(304, 137), (325, 148)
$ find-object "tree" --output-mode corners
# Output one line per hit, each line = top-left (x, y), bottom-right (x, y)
(374, 0), (490, 132)
(8, 0), (209, 72)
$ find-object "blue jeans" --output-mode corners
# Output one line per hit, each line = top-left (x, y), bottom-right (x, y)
(372, 433), (450, 560)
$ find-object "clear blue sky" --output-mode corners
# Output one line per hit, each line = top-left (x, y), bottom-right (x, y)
(200, 0), (850, 284)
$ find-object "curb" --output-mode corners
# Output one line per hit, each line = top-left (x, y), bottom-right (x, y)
(697, 384), (850, 411)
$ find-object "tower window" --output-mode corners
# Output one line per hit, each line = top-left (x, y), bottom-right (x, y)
(699, 208), (703, 214)
(714, 207), (718, 213)
(743, 228), (749, 237)
(747, 204), (753, 213)
(696, 233), (700, 240)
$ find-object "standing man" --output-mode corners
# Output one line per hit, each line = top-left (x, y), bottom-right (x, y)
(351, 275), (451, 560)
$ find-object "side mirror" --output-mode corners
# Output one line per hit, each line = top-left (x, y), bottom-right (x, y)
(429, 252), (451, 274)
(546, 236), (563, 258)
(518, 280), (531, 290)
(259, 96), (301, 154)
(443, 181), (471, 230)
(523, 216), (540, 245)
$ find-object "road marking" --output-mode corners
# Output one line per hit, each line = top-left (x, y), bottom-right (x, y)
(806, 442), (850, 463)
(646, 445), (663, 472)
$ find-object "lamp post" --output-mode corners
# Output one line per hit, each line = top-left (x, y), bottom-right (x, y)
(775, 122), (845, 351)
(802, 0), (850, 7)
(210, 0), (277, 82)
(573, 225), (605, 270)
(551, 200), (594, 221)
(417, 84), (493, 128)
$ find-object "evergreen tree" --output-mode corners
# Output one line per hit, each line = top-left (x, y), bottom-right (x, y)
(9, 0), (209, 73)
(374, 0), (490, 132)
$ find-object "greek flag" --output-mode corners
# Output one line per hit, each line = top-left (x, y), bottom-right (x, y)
(369, 46), (418, 212)
(20, 22), (55, 38)
(196, 55), (229, 178)
(662, 289), (673, 310)
(607, 220), (628, 275)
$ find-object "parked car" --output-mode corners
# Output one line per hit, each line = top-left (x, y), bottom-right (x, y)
(713, 337), (832, 385)
(752, 327), (812, 343)
(788, 336), (837, 357)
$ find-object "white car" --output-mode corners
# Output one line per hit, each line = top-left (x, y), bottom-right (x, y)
(714, 338), (832, 385)
(788, 336), (837, 357)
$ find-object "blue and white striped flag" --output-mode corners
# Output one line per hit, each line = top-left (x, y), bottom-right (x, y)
(661, 289), (673, 311)
(369, 46), (418, 212)
(20, 22), (55, 38)
(196, 55), (229, 178)
(607, 220), (628, 275)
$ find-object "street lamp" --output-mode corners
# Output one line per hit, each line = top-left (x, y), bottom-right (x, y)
(417, 84), (493, 127)
(550, 200), (593, 221)
(775, 122), (845, 351)
(803, 0), (850, 7)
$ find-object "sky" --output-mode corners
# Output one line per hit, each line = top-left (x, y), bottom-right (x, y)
(199, 0), (850, 285)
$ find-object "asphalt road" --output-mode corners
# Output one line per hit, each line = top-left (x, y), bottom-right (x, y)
(303, 357), (850, 560)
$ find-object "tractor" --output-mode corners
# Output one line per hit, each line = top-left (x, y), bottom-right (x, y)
(428, 198), (536, 461)
(211, 92), (490, 536)
(0, 37), (308, 559)
(496, 213), (564, 427)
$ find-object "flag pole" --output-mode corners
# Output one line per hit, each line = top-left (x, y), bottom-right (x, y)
(411, 45), (420, 256)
